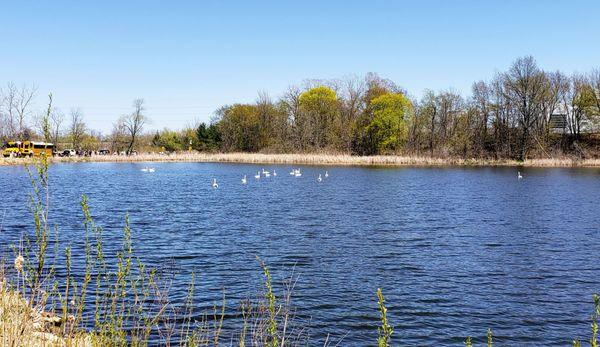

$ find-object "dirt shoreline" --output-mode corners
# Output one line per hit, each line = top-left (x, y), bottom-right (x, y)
(1, 152), (600, 167)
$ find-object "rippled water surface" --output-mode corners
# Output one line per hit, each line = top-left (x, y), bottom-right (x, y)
(1, 163), (599, 345)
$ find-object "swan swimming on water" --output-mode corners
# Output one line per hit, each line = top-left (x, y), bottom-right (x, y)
(241, 175), (247, 184)
(324, 171), (328, 178)
(255, 171), (261, 179)
(294, 169), (302, 177)
(273, 169), (277, 177)
(317, 174), (322, 182)
(289, 169), (295, 175)
(141, 167), (155, 173)
(212, 178), (219, 189)
(517, 171), (523, 180)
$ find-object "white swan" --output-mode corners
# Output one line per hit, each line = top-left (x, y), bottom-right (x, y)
(212, 178), (219, 189)
(264, 171), (271, 177)
(294, 169), (302, 177)
(517, 171), (523, 180)
(148, 168), (155, 173)
(254, 171), (261, 179)
(141, 167), (148, 172)
(289, 169), (295, 175)
(241, 175), (247, 184)
(273, 169), (277, 177)
(317, 174), (322, 182)
(324, 171), (328, 178)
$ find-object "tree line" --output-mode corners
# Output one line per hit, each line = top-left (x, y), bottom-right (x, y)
(0, 91), (150, 154)
(2, 56), (599, 159)
(154, 56), (600, 159)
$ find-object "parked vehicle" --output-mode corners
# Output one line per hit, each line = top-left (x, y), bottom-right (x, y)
(19, 141), (55, 157)
(60, 149), (77, 157)
(2, 141), (22, 157)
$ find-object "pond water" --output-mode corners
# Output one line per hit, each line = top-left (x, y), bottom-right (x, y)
(1, 162), (599, 345)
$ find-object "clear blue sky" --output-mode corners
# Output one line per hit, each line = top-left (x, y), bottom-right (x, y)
(1, 0), (599, 133)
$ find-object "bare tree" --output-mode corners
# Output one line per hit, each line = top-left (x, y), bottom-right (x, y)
(0, 115), (6, 141)
(254, 91), (288, 151)
(256, 91), (275, 149)
(471, 81), (492, 154)
(503, 56), (548, 160)
(110, 119), (128, 153)
(17, 85), (37, 138)
(539, 71), (568, 142)
(561, 74), (585, 140)
(33, 92), (64, 145)
(436, 89), (464, 151)
(419, 90), (438, 156)
(588, 69), (600, 125)
(0, 82), (38, 139)
(490, 73), (513, 158)
(407, 96), (427, 153)
(339, 76), (366, 152)
(0, 93), (7, 141)
(50, 109), (64, 146)
(1, 83), (18, 138)
(69, 108), (86, 149)
(123, 98), (148, 154)
(281, 86), (302, 150)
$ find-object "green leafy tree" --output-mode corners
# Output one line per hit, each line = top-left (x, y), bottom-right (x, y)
(152, 129), (183, 152)
(366, 93), (412, 153)
(215, 104), (260, 152)
(195, 122), (221, 151)
(354, 75), (405, 155)
(298, 86), (340, 150)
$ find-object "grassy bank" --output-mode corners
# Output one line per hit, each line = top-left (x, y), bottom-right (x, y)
(2, 152), (600, 167)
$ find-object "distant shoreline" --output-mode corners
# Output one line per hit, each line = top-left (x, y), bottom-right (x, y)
(2, 152), (600, 168)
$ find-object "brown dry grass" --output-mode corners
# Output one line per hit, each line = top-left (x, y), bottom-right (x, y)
(0, 283), (90, 346)
(2, 152), (600, 167)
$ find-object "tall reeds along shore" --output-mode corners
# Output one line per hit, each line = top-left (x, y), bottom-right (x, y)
(1, 156), (599, 346)
(2, 152), (600, 167)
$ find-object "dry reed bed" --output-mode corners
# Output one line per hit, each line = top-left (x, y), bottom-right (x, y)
(2, 153), (600, 167)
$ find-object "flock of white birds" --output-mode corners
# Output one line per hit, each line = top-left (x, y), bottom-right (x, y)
(217, 168), (330, 189)
(141, 166), (330, 189)
(141, 166), (523, 188)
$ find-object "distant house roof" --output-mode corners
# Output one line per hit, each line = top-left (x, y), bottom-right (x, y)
(549, 114), (567, 129)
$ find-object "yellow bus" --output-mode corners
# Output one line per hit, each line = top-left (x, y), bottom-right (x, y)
(19, 141), (55, 157)
(2, 141), (22, 157)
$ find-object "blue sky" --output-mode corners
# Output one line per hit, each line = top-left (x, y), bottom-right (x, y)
(1, 0), (599, 133)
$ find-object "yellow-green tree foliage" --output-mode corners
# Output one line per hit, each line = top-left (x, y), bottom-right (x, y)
(152, 129), (184, 152)
(298, 86), (340, 150)
(217, 104), (260, 152)
(367, 93), (413, 153)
